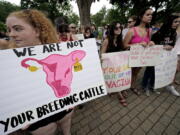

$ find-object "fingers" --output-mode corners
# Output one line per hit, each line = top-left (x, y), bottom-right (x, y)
(163, 45), (173, 50)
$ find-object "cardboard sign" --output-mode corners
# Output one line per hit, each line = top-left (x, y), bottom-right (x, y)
(0, 39), (107, 135)
(129, 45), (163, 67)
(102, 51), (131, 93)
(155, 50), (177, 89)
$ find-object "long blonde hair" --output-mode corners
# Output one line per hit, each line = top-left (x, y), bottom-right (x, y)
(8, 9), (58, 45)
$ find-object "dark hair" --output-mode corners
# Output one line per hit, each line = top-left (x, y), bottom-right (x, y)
(159, 15), (179, 33)
(134, 8), (152, 28)
(107, 22), (124, 50)
(152, 14), (179, 44)
(84, 26), (91, 33)
(54, 16), (68, 26)
(57, 24), (69, 33)
(91, 24), (96, 30)
(55, 16), (69, 33)
(129, 15), (137, 22)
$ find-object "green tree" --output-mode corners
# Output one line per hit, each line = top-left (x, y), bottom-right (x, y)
(91, 6), (106, 27)
(0, 0), (20, 23)
(0, 22), (6, 32)
(20, 0), (72, 22)
(68, 13), (79, 26)
(104, 4), (129, 25)
(110, 0), (180, 23)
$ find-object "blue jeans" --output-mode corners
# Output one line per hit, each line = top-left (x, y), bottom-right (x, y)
(142, 67), (155, 90)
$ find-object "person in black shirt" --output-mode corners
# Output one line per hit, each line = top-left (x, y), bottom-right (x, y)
(142, 14), (180, 96)
(101, 22), (128, 106)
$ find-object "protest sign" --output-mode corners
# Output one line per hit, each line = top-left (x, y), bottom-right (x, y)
(155, 50), (177, 89)
(102, 51), (131, 93)
(173, 38), (180, 54)
(129, 45), (163, 67)
(0, 39), (107, 135)
(75, 34), (84, 40)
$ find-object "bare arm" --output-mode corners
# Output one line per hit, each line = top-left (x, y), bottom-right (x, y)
(123, 29), (134, 49)
(72, 34), (78, 41)
(101, 38), (109, 54)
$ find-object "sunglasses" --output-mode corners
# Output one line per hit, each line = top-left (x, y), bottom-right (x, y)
(71, 27), (76, 29)
(128, 21), (133, 23)
(114, 26), (121, 30)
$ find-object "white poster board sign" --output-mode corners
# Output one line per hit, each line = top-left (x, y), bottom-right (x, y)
(173, 37), (180, 54)
(129, 45), (163, 67)
(0, 39), (107, 135)
(75, 34), (84, 40)
(102, 51), (131, 93)
(155, 50), (177, 89)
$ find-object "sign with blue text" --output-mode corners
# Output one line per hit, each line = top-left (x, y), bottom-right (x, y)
(102, 51), (131, 93)
(155, 50), (177, 89)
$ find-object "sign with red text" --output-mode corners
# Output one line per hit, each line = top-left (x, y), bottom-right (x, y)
(129, 45), (163, 67)
(155, 50), (177, 89)
(0, 39), (107, 135)
(102, 51), (131, 93)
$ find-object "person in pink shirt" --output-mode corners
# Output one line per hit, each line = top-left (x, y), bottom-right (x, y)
(123, 8), (155, 95)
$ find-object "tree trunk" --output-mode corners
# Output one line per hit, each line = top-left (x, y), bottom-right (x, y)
(77, 0), (93, 26)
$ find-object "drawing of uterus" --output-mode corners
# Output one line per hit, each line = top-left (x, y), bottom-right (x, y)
(21, 50), (86, 98)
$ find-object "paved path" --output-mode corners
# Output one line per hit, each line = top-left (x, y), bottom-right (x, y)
(9, 70), (180, 135)
(71, 70), (180, 135)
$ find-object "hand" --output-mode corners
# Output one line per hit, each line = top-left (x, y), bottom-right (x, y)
(21, 124), (30, 130)
(140, 41), (147, 47)
(163, 45), (173, 50)
(66, 107), (74, 111)
(148, 41), (155, 46)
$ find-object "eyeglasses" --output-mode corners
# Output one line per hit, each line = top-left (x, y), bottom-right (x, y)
(70, 27), (76, 29)
(114, 26), (121, 30)
(128, 21), (134, 23)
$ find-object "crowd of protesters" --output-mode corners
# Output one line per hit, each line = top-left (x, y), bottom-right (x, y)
(0, 7), (180, 135)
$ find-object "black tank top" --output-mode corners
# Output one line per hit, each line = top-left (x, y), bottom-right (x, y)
(106, 43), (123, 53)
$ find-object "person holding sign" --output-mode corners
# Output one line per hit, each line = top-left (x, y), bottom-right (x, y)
(6, 9), (73, 135)
(123, 8), (155, 95)
(101, 22), (128, 106)
(145, 14), (180, 96)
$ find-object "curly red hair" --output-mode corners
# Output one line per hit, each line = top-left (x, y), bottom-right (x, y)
(8, 9), (58, 45)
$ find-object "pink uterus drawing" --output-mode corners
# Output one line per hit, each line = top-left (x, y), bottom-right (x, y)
(21, 50), (86, 98)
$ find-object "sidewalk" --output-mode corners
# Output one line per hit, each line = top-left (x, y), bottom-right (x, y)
(71, 70), (180, 135)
